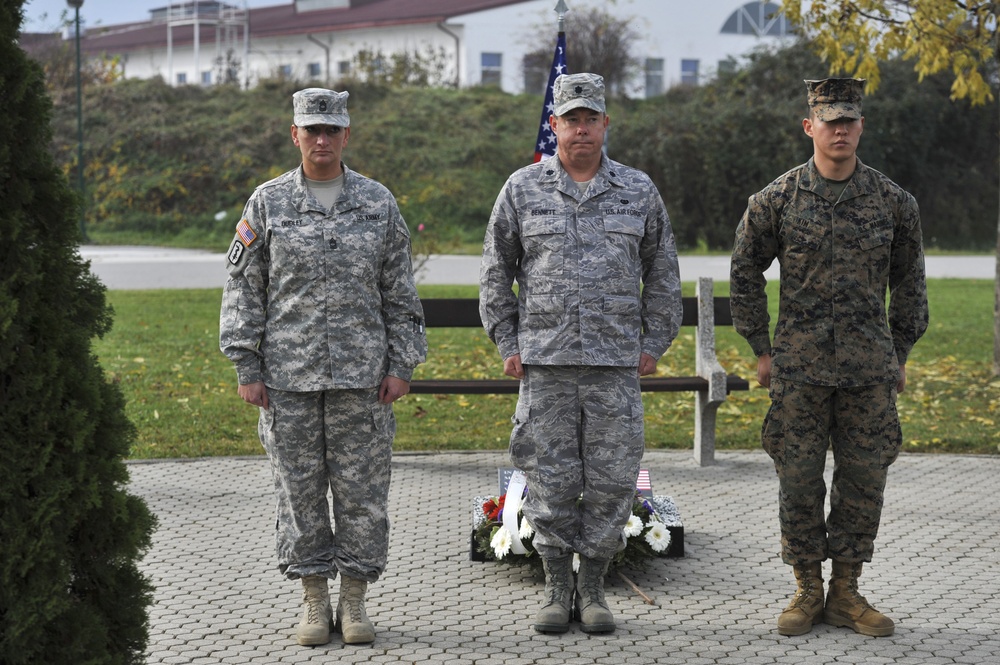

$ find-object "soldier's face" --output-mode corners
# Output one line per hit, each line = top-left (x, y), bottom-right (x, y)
(803, 114), (864, 165)
(551, 109), (609, 164)
(291, 124), (350, 178)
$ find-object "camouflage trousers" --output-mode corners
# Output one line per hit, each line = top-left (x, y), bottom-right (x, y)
(258, 386), (394, 582)
(762, 378), (902, 565)
(510, 365), (644, 560)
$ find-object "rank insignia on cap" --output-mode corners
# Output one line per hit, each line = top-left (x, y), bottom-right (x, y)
(552, 73), (607, 116)
(236, 219), (257, 246)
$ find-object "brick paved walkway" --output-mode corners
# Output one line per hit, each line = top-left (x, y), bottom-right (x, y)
(129, 450), (1000, 664)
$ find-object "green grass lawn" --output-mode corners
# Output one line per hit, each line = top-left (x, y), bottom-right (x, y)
(93, 280), (1000, 459)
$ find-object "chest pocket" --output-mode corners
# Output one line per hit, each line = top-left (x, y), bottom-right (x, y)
(268, 217), (322, 278)
(521, 215), (566, 273)
(326, 208), (388, 281)
(856, 219), (893, 250)
(782, 216), (825, 252)
(603, 214), (644, 274)
(604, 214), (644, 237)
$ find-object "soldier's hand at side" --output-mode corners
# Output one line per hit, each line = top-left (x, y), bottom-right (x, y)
(379, 375), (410, 404)
(757, 354), (772, 388)
(896, 365), (907, 394)
(638, 353), (658, 376)
(503, 354), (525, 380)
(238, 381), (269, 409)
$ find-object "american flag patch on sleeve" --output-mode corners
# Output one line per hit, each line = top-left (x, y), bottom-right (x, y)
(236, 219), (257, 246)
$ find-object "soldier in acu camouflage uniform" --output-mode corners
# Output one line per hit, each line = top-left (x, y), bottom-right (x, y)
(480, 73), (682, 634)
(219, 88), (427, 647)
(730, 78), (929, 638)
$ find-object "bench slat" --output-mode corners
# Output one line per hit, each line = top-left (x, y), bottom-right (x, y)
(420, 297), (735, 329)
(409, 374), (749, 395)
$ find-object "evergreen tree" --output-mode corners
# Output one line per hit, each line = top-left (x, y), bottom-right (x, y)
(1, 2), (157, 663)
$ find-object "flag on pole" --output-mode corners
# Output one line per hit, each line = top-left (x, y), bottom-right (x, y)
(532, 31), (567, 163)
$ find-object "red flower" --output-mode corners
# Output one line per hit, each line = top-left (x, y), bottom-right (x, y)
(482, 496), (505, 521)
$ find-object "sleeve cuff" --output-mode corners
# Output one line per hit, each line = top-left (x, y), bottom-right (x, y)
(388, 365), (415, 382)
(748, 333), (772, 358)
(894, 345), (910, 367)
(236, 367), (263, 386)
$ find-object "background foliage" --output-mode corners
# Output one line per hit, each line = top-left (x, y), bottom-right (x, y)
(2, 2), (155, 663)
(40, 41), (998, 253)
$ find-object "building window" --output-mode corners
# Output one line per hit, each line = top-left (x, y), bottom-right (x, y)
(338, 60), (351, 76)
(681, 59), (699, 86)
(279, 64), (292, 78)
(718, 58), (737, 76)
(644, 58), (664, 97)
(721, 2), (793, 36)
(176, 72), (187, 85)
(522, 51), (550, 95)
(201, 70), (212, 85)
(481, 52), (502, 86)
(308, 62), (321, 78)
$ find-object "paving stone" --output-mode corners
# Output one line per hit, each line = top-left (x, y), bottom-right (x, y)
(130, 451), (1000, 664)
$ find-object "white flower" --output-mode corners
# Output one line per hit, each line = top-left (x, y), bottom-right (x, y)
(572, 552), (581, 573)
(518, 516), (534, 540)
(623, 514), (643, 538)
(491, 525), (513, 559)
(644, 521), (671, 553)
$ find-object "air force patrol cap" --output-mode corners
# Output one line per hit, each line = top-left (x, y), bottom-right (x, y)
(805, 78), (864, 121)
(552, 73), (606, 116)
(293, 88), (350, 127)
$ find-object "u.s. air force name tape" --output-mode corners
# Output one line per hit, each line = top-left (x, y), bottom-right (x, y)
(502, 469), (528, 555)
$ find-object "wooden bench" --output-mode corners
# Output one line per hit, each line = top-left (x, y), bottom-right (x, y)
(410, 276), (749, 466)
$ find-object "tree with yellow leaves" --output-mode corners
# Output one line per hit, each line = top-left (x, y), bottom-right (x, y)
(781, 0), (999, 375)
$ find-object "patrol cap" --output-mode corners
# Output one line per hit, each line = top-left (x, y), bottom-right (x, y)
(805, 78), (864, 121)
(293, 88), (350, 127)
(552, 73), (606, 116)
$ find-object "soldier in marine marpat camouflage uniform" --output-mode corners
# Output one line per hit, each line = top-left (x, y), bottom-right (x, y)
(730, 78), (929, 638)
(480, 73), (683, 634)
(220, 88), (426, 647)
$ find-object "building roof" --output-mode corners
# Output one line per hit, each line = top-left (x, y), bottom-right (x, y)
(17, 31), (65, 58)
(80, 0), (533, 54)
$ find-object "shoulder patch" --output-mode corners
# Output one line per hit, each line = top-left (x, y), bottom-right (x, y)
(236, 218), (257, 246)
(228, 239), (245, 265)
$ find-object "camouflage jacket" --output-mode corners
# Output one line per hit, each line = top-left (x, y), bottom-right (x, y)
(219, 164), (427, 391)
(730, 157), (928, 387)
(479, 154), (682, 366)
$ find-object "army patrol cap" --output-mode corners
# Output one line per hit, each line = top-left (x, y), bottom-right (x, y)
(552, 73), (606, 116)
(293, 88), (350, 127)
(805, 78), (864, 121)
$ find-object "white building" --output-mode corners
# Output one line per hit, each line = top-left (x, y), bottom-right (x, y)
(70, 0), (794, 95)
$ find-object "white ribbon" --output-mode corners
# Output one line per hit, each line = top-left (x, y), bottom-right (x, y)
(502, 469), (528, 555)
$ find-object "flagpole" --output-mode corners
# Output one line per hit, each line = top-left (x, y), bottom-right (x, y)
(532, 1), (570, 162)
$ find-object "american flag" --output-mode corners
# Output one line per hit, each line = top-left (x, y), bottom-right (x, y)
(532, 31), (567, 163)
(236, 218), (257, 246)
(636, 469), (652, 497)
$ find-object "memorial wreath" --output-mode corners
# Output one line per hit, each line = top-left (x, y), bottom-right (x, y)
(472, 489), (672, 576)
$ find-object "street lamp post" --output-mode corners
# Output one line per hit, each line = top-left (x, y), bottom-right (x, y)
(67, 0), (86, 240)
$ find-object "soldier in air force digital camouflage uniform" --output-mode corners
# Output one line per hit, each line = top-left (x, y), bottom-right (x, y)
(480, 73), (683, 634)
(730, 78), (928, 638)
(219, 88), (426, 647)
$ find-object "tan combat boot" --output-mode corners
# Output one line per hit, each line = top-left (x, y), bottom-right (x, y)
(777, 563), (824, 636)
(575, 556), (615, 633)
(825, 560), (895, 637)
(296, 576), (333, 646)
(534, 554), (574, 633)
(335, 575), (376, 644)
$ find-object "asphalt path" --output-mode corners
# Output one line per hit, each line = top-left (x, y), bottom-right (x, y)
(78, 245), (996, 290)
